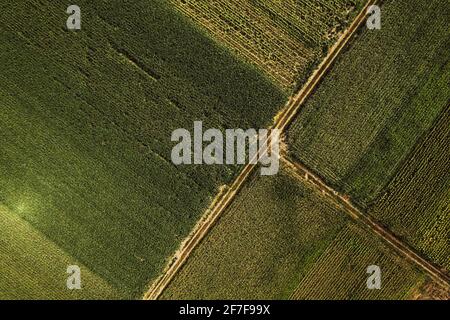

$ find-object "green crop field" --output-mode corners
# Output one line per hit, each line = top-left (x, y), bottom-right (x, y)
(291, 223), (424, 300)
(0, 0), (285, 298)
(160, 167), (425, 299)
(368, 108), (450, 270)
(288, 0), (450, 206)
(0, 205), (121, 300)
(168, 0), (366, 90)
(160, 168), (348, 299)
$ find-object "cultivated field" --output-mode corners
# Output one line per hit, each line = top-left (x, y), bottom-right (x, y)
(168, 0), (366, 90)
(160, 168), (348, 299)
(368, 107), (450, 271)
(410, 279), (450, 300)
(0, 0), (284, 297)
(291, 223), (424, 300)
(0, 205), (121, 300)
(160, 166), (425, 299)
(288, 0), (450, 206)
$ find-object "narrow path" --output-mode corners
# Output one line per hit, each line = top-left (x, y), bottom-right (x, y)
(282, 157), (450, 291)
(143, 0), (379, 300)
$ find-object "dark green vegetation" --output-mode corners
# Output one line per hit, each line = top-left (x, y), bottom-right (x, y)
(368, 108), (450, 270)
(0, 0), (285, 298)
(0, 205), (122, 300)
(288, 0), (450, 206)
(161, 168), (423, 299)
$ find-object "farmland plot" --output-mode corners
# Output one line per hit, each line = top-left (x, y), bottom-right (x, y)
(0, 0), (285, 297)
(288, 0), (450, 206)
(0, 205), (121, 300)
(291, 223), (424, 300)
(168, 0), (366, 90)
(368, 107), (450, 270)
(160, 168), (348, 299)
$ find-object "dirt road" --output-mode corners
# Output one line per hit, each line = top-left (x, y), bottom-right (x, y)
(143, 0), (379, 300)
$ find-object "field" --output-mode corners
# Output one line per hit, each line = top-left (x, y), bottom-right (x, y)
(168, 0), (366, 90)
(0, 205), (121, 300)
(291, 223), (424, 300)
(160, 168), (347, 299)
(160, 167), (425, 299)
(368, 108), (450, 270)
(288, 0), (450, 206)
(0, 0), (285, 297)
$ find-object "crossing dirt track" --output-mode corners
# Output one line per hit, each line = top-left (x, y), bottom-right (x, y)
(144, 0), (383, 300)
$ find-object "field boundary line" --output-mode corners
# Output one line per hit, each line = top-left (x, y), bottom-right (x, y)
(281, 157), (450, 292)
(143, 0), (378, 300)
